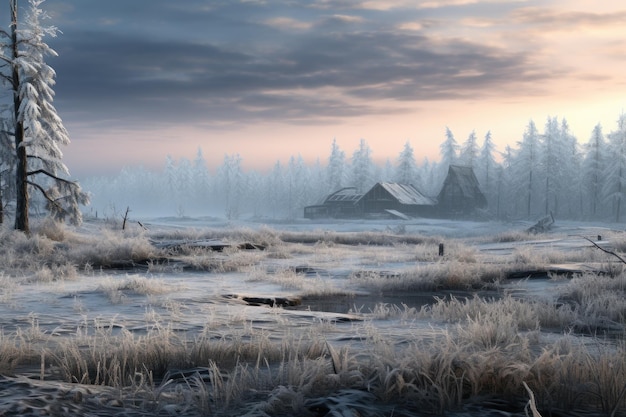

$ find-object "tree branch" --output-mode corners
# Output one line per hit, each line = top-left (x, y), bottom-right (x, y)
(580, 235), (626, 265)
(26, 180), (63, 211)
(26, 168), (78, 187)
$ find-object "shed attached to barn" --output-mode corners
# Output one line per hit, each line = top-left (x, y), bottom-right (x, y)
(304, 187), (362, 219)
(436, 165), (487, 216)
(357, 182), (436, 217)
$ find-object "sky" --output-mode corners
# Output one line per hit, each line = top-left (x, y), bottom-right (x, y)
(7, 0), (626, 177)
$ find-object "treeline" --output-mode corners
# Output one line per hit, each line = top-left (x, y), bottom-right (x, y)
(83, 113), (626, 222)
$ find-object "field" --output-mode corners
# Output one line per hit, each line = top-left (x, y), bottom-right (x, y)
(0, 216), (624, 416)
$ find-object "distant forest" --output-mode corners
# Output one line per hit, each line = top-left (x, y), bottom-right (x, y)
(83, 114), (626, 222)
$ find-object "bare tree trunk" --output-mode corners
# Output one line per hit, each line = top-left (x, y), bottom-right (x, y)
(0, 172), (3, 225)
(10, 0), (29, 233)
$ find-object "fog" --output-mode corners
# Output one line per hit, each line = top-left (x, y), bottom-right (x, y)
(82, 116), (623, 223)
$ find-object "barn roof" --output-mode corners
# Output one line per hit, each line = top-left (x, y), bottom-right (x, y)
(445, 165), (483, 199)
(324, 187), (362, 203)
(376, 182), (436, 205)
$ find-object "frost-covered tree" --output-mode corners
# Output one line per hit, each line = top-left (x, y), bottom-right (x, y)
(285, 154), (309, 219)
(418, 157), (437, 195)
(439, 127), (458, 168)
(350, 139), (374, 193)
(558, 119), (582, 218)
(267, 161), (286, 218)
(0, 0), (88, 232)
(474, 131), (498, 211)
(498, 145), (515, 219)
(459, 130), (478, 168)
(326, 138), (345, 192)
(394, 141), (418, 184)
(582, 124), (606, 217)
(217, 153), (245, 219)
(438, 127), (458, 184)
(540, 117), (567, 216)
(510, 121), (540, 217)
(192, 148), (211, 197)
(604, 114), (626, 222)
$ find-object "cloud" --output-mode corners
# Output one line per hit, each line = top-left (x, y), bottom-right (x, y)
(262, 17), (313, 30)
(43, 0), (566, 135)
(510, 7), (626, 29)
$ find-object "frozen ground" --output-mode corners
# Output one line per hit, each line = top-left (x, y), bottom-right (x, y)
(0, 216), (624, 416)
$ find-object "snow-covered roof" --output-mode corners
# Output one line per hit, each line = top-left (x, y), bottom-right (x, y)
(377, 182), (436, 206)
(324, 187), (362, 203)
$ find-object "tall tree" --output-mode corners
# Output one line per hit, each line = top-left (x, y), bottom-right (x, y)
(285, 154), (309, 219)
(558, 119), (582, 218)
(459, 130), (479, 167)
(475, 131), (498, 210)
(439, 127), (458, 169)
(540, 117), (569, 216)
(438, 127), (458, 185)
(217, 153), (245, 219)
(512, 121), (540, 217)
(0, 0), (87, 232)
(350, 139), (374, 193)
(582, 124), (606, 217)
(604, 114), (626, 222)
(326, 138), (345, 192)
(394, 141), (418, 184)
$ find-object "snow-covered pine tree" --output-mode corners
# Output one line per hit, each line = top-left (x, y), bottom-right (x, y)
(350, 139), (374, 194)
(0, 0), (88, 232)
(437, 127), (458, 185)
(475, 131), (498, 211)
(511, 120), (540, 218)
(221, 154), (242, 219)
(459, 130), (478, 168)
(603, 113), (626, 222)
(439, 127), (458, 168)
(192, 147), (211, 208)
(582, 124), (607, 218)
(286, 154), (309, 219)
(540, 117), (565, 216)
(326, 138), (345, 193)
(558, 119), (582, 218)
(394, 141), (418, 184)
(498, 145), (516, 219)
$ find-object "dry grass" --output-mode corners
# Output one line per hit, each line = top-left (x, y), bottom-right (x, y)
(352, 260), (509, 293)
(0, 219), (625, 415)
(0, 294), (620, 416)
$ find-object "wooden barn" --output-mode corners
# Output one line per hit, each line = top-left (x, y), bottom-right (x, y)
(436, 165), (487, 216)
(304, 187), (362, 219)
(357, 182), (436, 218)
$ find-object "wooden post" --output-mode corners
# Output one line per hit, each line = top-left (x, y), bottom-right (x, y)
(439, 243), (444, 256)
(122, 206), (130, 230)
(597, 235), (602, 241)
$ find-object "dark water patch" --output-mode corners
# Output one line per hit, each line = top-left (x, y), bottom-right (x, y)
(290, 293), (436, 314)
(291, 290), (507, 315)
(152, 239), (265, 252)
(222, 294), (302, 307)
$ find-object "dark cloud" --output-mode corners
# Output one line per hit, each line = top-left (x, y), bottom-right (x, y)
(39, 0), (558, 132)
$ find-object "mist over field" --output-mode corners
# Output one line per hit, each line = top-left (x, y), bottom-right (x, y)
(83, 116), (623, 223)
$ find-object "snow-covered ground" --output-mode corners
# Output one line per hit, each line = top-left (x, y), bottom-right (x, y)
(0, 216), (624, 416)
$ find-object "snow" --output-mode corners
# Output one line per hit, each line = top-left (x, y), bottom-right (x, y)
(0, 216), (624, 415)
